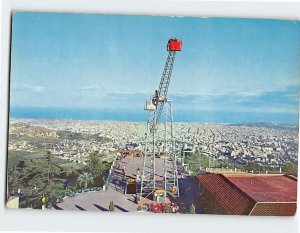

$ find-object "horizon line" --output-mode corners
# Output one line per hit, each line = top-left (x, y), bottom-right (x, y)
(10, 116), (299, 126)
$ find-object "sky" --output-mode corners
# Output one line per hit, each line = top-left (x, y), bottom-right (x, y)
(10, 12), (300, 123)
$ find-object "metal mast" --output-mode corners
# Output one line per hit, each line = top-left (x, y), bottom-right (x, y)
(140, 38), (182, 202)
(150, 50), (176, 132)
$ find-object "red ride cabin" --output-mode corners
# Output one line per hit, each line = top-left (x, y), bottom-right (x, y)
(167, 39), (182, 51)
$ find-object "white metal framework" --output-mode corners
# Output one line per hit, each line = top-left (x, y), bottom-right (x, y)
(162, 100), (179, 198)
(140, 39), (182, 202)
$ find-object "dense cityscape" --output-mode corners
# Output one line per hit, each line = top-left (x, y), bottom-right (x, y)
(9, 118), (298, 169)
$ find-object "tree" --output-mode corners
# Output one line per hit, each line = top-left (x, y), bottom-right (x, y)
(28, 151), (64, 207)
(63, 171), (80, 191)
(85, 152), (107, 187)
(7, 157), (28, 195)
(9, 151), (65, 208)
(109, 201), (115, 211)
(184, 152), (212, 174)
(283, 162), (298, 176)
(246, 162), (262, 173)
(78, 172), (93, 189)
(40, 181), (64, 206)
(190, 203), (196, 214)
(7, 167), (22, 195)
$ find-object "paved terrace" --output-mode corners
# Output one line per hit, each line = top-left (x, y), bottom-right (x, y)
(51, 156), (191, 212)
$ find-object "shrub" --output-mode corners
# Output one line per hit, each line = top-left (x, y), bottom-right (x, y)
(190, 203), (195, 214)
(109, 201), (115, 211)
(166, 204), (171, 213)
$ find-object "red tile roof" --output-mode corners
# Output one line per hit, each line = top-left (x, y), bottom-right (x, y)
(196, 173), (256, 215)
(196, 173), (298, 216)
(224, 174), (297, 202)
(250, 202), (296, 216)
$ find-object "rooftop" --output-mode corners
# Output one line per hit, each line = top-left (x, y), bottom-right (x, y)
(196, 173), (297, 216)
(224, 174), (297, 202)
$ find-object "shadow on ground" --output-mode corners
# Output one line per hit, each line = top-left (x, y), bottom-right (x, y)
(94, 204), (108, 211)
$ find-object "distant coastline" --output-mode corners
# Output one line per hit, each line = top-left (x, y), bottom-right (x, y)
(9, 106), (299, 125)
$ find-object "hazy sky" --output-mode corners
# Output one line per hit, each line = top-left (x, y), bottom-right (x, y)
(10, 12), (300, 120)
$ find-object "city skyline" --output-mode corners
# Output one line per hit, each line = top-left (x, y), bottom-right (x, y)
(9, 13), (300, 123)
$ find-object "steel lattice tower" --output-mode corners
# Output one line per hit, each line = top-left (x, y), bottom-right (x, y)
(162, 100), (179, 198)
(140, 39), (182, 202)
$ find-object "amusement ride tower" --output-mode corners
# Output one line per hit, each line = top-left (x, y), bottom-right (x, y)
(140, 38), (182, 202)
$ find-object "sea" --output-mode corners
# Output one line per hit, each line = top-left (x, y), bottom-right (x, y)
(9, 107), (299, 125)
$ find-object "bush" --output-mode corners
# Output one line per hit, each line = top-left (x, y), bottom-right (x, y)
(109, 201), (115, 211)
(283, 162), (298, 176)
(190, 203), (195, 214)
(166, 204), (171, 213)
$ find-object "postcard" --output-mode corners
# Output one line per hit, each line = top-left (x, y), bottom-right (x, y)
(6, 12), (299, 215)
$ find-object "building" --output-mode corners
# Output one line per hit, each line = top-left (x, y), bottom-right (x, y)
(195, 173), (297, 216)
(6, 196), (19, 209)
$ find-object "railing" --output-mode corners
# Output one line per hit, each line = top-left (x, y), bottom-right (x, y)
(205, 167), (245, 173)
(185, 166), (246, 175)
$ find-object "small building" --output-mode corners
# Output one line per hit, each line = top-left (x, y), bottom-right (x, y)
(195, 173), (297, 216)
(6, 196), (19, 209)
(117, 150), (142, 157)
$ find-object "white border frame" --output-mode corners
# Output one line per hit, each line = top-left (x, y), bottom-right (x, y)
(1, 1), (299, 232)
